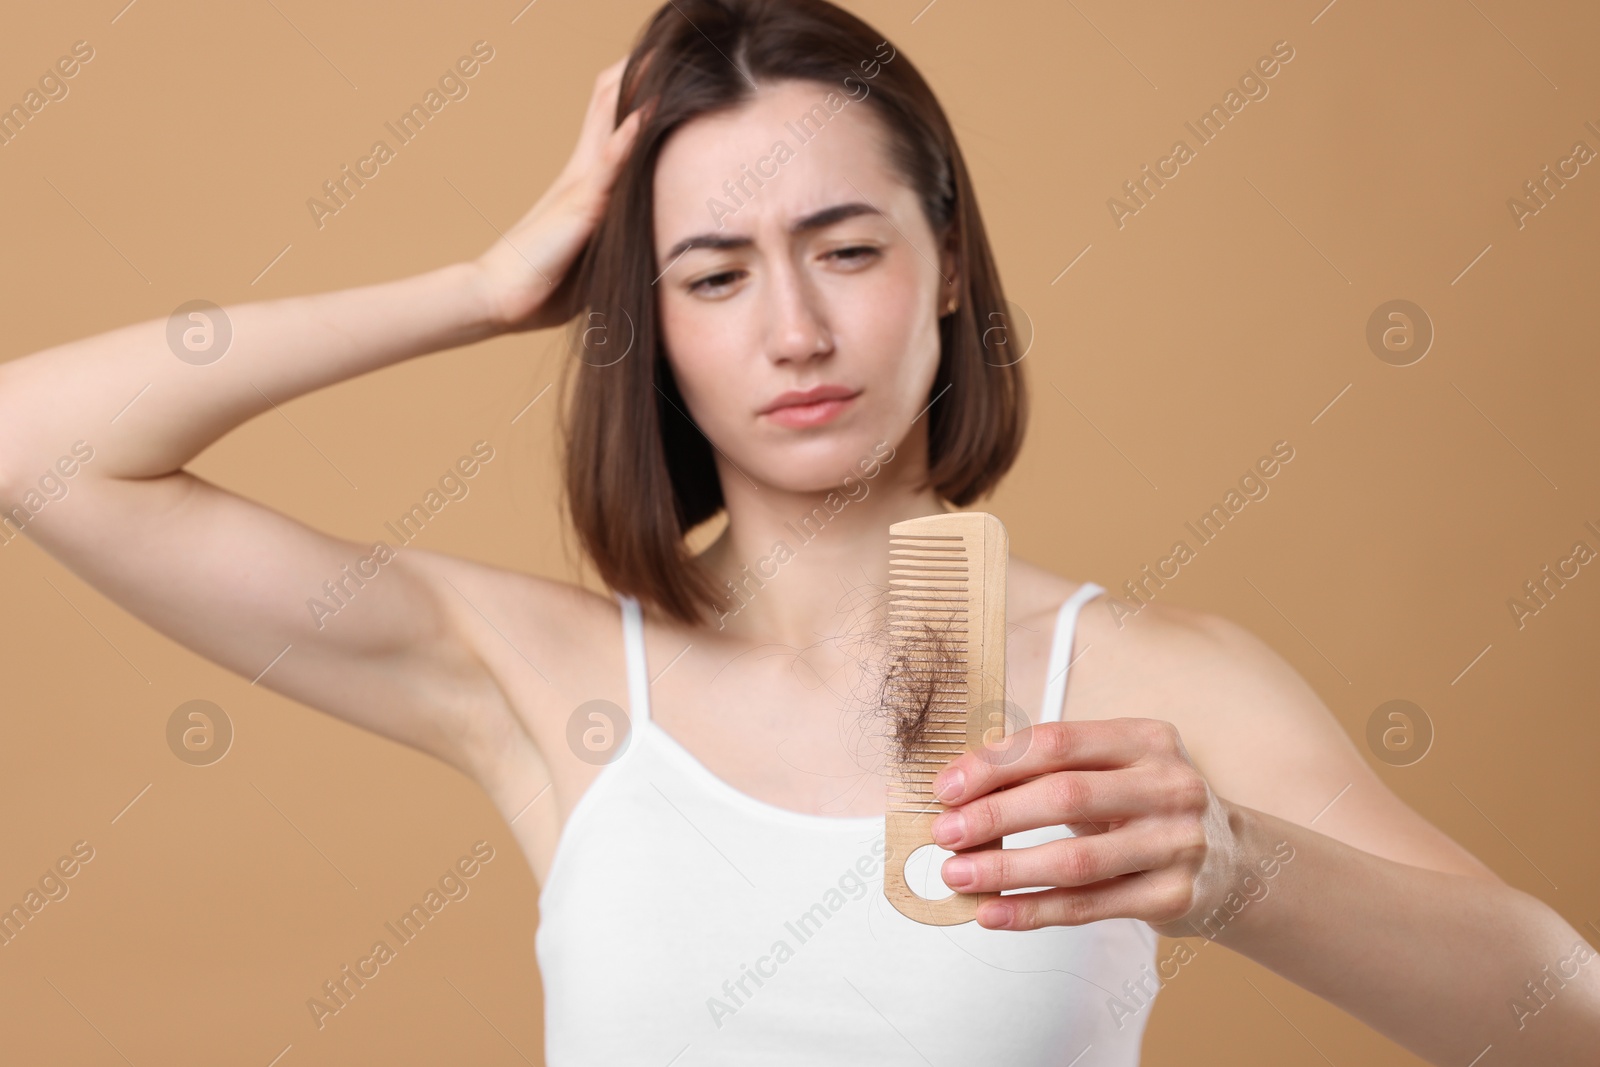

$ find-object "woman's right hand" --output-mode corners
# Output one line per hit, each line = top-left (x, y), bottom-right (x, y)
(473, 56), (652, 334)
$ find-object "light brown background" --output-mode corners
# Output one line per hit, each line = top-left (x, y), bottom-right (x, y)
(2, 0), (1596, 1063)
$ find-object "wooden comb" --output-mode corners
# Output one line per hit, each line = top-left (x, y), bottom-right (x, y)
(882, 510), (1008, 925)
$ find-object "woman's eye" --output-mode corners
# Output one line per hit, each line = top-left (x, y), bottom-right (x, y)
(827, 245), (879, 264)
(688, 270), (744, 294)
(687, 248), (877, 294)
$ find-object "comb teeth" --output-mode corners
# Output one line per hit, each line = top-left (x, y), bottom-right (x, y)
(884, 528), (977, 813)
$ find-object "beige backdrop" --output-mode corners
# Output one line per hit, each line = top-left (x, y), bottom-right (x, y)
(2, 0), (1597, 1063)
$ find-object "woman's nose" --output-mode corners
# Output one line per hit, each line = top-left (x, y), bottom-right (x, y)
(764, 271), (832, 362)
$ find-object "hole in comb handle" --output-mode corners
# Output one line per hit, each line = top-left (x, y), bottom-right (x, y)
(903, 842), (959, 900)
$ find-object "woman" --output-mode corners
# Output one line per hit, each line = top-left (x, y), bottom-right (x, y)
(1, 0), (1594, 1062)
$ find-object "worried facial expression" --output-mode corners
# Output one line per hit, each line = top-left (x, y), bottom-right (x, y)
(651, 78), (957, 493)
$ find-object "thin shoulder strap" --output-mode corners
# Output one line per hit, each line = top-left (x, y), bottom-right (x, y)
(1038, 582), (1104, 725)
(616, 592), (652, 725)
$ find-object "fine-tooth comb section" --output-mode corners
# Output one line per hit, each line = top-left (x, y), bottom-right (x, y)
(882, 512), (1008, 925)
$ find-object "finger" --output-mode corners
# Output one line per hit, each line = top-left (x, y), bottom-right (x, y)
(932, 717), (1183, 805)
(553, 95), (648, 231)
(593, 55), (630, 100)
(940, 824), (1177, 895)
(566, 58), (634, 175)
(932, 765), (1192, 848)
(579, 105), (646, 207)
(585, 99), (653, 198)
(974, 868), (1194, 931)
(598, 105), (643, 163)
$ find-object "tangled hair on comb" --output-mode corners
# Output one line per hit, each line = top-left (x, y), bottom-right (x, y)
(873, 613), (965, 769)
(814, 580), (969, 781)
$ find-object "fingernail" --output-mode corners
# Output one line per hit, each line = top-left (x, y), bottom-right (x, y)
(942, 857), (973, 887)
(933, 768), (964, 801)
(932, 810), (965, 845)
(983, 901), (1014, 928)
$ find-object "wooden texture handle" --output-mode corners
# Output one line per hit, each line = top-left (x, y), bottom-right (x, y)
(884, 810), (1002, 924)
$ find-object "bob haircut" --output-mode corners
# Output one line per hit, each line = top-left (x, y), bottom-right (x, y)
(560, 0), (1026, 626)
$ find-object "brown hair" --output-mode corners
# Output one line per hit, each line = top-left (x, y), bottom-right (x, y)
(560, 0), (1026, 626)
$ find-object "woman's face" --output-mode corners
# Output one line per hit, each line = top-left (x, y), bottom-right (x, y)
(651, 79), (955, 494)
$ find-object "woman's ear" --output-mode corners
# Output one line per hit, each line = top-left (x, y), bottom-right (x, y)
(938, 235), (961, 316)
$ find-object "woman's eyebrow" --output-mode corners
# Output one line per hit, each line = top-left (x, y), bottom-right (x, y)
(659, 201), (884, 265)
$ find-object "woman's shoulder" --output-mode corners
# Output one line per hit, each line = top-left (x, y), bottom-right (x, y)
(1009, 552), (1235, 661)
(1016, 554), (1342, 799)
(1009, 553), (1273, 727)
(1005, 554), (1098, 631)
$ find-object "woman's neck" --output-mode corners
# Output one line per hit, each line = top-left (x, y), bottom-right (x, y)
(693, 462), (950, 650)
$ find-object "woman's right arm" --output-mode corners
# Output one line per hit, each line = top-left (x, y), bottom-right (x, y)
(0, 261), (528, 777)
(0, 58), (647, 782)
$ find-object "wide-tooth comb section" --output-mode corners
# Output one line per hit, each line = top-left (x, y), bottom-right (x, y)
(882, 512), (1007, 926)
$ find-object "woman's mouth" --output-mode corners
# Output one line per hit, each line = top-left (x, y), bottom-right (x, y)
(760, 385), (860, 428)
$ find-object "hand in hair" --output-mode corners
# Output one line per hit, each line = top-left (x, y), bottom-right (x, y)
(472, 55), (652, 333)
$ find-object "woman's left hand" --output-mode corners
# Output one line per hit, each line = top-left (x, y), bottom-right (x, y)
(928, 717), (1243, 934)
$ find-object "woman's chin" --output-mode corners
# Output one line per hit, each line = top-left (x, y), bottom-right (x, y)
(741, 443), (887, 491)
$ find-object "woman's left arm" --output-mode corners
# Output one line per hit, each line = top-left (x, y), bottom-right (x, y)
(928, 605), (1600, 1066)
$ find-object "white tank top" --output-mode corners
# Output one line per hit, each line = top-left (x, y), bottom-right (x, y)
(535, 581), (1160, 1064)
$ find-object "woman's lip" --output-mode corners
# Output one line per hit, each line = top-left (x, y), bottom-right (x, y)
(762, 393), (857, 428)
(761, 386), (858, 413)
